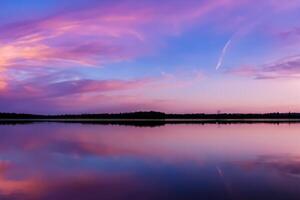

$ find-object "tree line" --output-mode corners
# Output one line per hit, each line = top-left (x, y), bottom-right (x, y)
(1, 111), (300, 119)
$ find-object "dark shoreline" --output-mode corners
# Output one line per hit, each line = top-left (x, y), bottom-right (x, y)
(1, 118), (300, 127)
(2, 111), (300, 119)
(2, 111), (300, 126)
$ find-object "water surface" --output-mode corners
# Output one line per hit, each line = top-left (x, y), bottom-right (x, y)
(0, 123), (300, 199)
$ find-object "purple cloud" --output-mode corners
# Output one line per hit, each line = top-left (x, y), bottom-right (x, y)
(228, 55), (300, 79)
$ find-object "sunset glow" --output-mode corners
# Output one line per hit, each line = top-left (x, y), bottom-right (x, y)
(1, 0), (300, 113)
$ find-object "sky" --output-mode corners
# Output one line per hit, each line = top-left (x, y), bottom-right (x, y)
(1, 0), (300, 114)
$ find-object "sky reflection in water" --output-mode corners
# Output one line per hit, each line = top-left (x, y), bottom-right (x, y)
(0, 123), (300, 199)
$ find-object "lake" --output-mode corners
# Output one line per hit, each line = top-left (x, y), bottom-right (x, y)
(0, 123), (299, 200)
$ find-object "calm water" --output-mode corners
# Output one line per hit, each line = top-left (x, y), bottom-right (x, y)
(0, 123), (300, 199)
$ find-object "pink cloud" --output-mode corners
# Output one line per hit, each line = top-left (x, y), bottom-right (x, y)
(0, 0), (248, 71)
(1, 0), (300, 113)
(2, 0), (295, 72)
(227, 55), (300, 79)
(266, 0), (300, 11)
(0, 69), (207, 114)
(279, 27), (300, 39)
(1, 78), (151, 99)
(276, 26), (300, 47)
(1, 0), (299, 72)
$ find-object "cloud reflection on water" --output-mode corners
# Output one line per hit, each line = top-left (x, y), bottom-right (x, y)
(0, 123), (299, 199)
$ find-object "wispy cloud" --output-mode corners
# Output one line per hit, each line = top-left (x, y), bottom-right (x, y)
(1, 0), (300, 113)
(216, 38), (232, 70)
(228, 55), (300, 79)
(0, 0), (242, 71)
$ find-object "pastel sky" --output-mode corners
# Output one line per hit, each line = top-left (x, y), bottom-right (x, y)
(1, 0), (300, 114)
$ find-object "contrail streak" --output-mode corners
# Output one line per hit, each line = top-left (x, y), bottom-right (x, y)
(216, 166), (224, 178)
(216, 38), (232, 70)
(216, 166), (233, 198)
